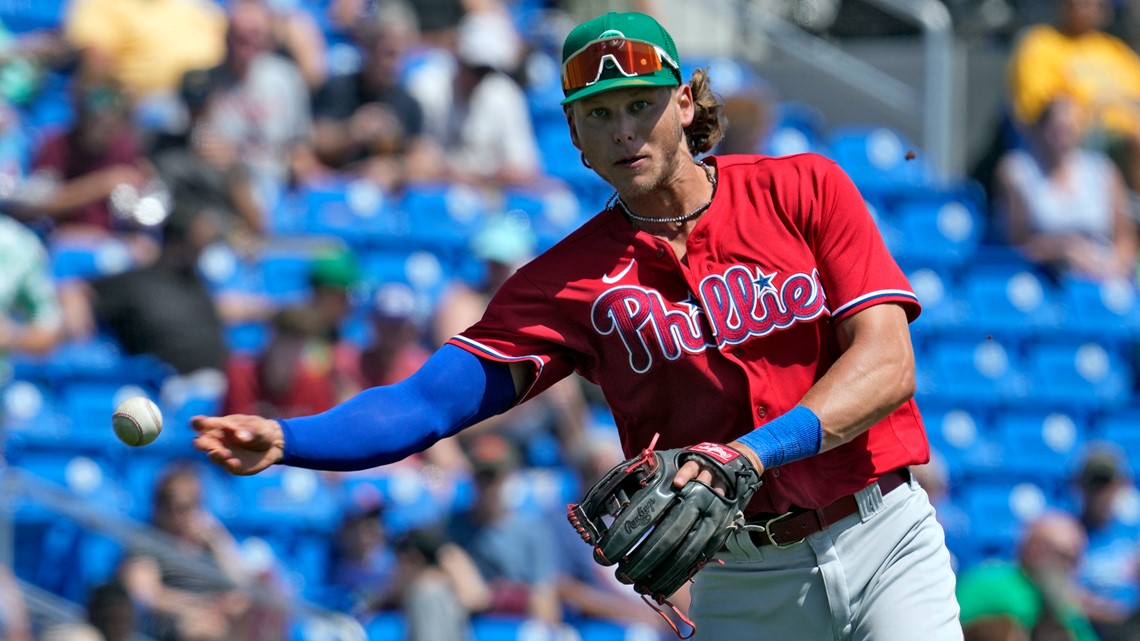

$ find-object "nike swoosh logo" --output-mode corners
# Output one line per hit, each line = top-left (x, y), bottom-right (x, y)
(601, 259), (636, 284)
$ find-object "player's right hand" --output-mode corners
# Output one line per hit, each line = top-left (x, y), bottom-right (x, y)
(191, 414), (285, 476)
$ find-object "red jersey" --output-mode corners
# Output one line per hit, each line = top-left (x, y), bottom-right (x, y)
(450, 154), (927, 513)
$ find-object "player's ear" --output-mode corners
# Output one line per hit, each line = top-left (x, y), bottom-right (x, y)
(676, 84), (695, 128)
(565, 107), (583, 151)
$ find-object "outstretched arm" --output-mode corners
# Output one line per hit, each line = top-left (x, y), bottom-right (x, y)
(192, 344), (527, 475)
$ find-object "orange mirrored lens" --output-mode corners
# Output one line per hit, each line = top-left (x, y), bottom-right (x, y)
(561, 38), (664, 91)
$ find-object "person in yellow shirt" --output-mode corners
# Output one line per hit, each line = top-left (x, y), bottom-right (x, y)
(1008, 0), (1140, 191)
(64, 0), (227, 103)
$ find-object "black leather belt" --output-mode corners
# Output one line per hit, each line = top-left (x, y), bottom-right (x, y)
(733, 469), (910, 549)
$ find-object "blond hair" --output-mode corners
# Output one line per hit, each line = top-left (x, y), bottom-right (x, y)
(685, 67), (726, 156)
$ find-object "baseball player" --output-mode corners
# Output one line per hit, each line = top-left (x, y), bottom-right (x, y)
(193, 11), (963, 640)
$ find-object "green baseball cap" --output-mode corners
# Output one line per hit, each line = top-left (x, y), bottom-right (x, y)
(560, 12), (681, 106)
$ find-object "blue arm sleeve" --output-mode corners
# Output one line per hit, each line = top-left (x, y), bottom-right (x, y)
(277, 344), (519, 471)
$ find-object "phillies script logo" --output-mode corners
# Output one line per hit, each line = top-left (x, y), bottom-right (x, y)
(591, 266), (827, 373)
(624, 499), (657, 534)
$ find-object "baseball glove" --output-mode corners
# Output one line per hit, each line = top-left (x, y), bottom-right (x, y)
(567, 436), (762, 633)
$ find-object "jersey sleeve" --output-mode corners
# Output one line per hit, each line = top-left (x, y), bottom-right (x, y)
(447, 269), (579, 403)
(806, 159), (920, 322)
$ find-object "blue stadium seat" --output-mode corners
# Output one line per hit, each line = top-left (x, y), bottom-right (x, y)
(923, 338), (1028, 408)
(682, 56), (767, 97)
(1094, 410), (1140, 473)
(990, 410), (1088, 487)
(29, 334), (171, 386)
(297, 177), (397, 243)
(338, 467), (455, 535)
(1, 379), (66, 450)
(197, 242), (251, 293)
(503, 186), (584, 251)
(1021, 340), (1132, 412)
(764, 101), (829, 157)
(524, 50), (568, 139)
(889, 185), (985, 269)
(904, 266), (964, 340)
(1057, 276), (1140, 346)
(957, 480), (1053, 564)
(827, 125), (929, 194)
(226, 466), (342, 536)
(225, 321), (271, 355)
(10, 452), (131, 522)
(572, 620), (657, 641)
(956, 266), (1062, 341)
(394, 182), (488, 255)
(916, 406), (999, 482)
(50, 236), (135, 280)
(502, 467), (580, 514)
(537, 127), (612, 211)
(0, 0), (67, 32)
(470, 615), (532, 641)
(358, 247), (451, 309)
(360, 612), (405, 641)
(12, 519), (118, 603)
(260, 246), (320, 304)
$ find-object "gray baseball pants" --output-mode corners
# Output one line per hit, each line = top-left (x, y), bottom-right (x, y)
(690, 471), (963, 641)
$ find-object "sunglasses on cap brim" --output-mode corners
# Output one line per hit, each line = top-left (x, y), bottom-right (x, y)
(561, 37), (679, 92)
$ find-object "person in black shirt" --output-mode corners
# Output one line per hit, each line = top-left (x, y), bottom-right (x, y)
(311, 6), (440, 190)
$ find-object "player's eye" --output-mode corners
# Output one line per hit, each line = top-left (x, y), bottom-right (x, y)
(630, 99), (650, 113)
(588, 106), (609, 119)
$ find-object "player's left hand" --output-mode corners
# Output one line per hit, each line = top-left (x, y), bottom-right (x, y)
(673, 441), (764, 493)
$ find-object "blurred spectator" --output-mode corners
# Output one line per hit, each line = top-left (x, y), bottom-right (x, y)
(264, 0), (328, 91)
(311, 2), (440, 191)
(433, 215), (588, 460)
(86, 579), (137, 641)
(1070, 445), (1140, 636)
(1007, 0), (1140, 193)
(447, 434), (561, 625)
(223, 306), (339, 418)
(390, 527), (490, 641)
(327, 504), (490, 641)
(16, 74), (165, 260)
(150, 68), (267, 245)
(956, 511), (1100, 641)
(118, 461), (281, 641)
(0, 565), (31, 641)
(715, 86), (776, 156)
(408, 10), (542, 188)
(0, 213), (63, 362)
(349, 283), (431, 390)
(59, 209), (229, 380)
(194, 0), (316, 188)
(225, 245), (362, 417)
(307, 246), (360, 366)
(961, 616), (1030, 641)
(328, 0), (494, 48)
(64, 0), (226, 106)
(432, 213), (536, 348)
(995, 96), (1137, 281)
(327, 502), (397, 613)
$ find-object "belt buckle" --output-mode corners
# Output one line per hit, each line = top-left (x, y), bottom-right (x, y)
(763, 511), (806, 549)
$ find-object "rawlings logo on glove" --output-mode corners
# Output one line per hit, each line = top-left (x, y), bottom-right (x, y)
(566, 435), (762, 638)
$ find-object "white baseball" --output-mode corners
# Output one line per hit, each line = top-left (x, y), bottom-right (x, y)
(112, 397), (163, 447)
